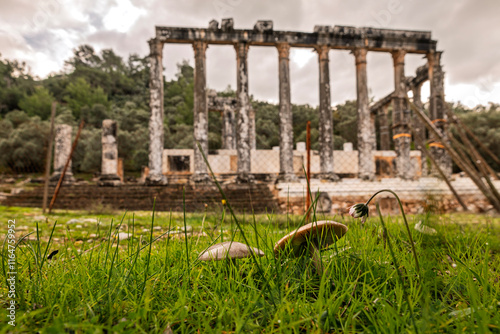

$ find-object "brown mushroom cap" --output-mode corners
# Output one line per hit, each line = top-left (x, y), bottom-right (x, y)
(198, 241), (265, 261)
(273, 220), (348, 256)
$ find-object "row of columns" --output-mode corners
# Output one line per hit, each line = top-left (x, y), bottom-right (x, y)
(53, 51), (448, 186)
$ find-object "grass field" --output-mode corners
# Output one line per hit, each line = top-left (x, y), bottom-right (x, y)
(1, 203), (499, 333)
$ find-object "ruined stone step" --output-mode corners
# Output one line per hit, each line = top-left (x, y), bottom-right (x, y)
(2, 184), (279, 213)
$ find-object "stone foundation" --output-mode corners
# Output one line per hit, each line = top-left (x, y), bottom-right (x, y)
(276, 177), (500, 215)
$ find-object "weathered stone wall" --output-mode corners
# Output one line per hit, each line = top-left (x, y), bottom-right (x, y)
(163, 149), (422, 176)
(3, 183), (278, 213)
(276, 177), (500, 215)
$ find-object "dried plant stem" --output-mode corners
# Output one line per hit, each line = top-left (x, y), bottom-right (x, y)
(365, 189), (420, 273)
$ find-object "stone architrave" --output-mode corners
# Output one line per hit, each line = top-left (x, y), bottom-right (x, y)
(192, 41), (211, 183)
(276, 42), (297, 182)
(146, 38), (167, 185)
(428, 51), (452, 177)
(98, 119), (121, 186)
(316, 45), (339, 181)
(354, 48), (375, 180)
(235, 42), (253, 182)
(51, 124), (75, 183)
(392, 49), (413, 180)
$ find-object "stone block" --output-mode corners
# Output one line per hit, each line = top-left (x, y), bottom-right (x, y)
(208, 19), (218, 31)
(221, 18), (234, 32)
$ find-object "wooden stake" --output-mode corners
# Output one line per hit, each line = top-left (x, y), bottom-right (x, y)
(406, 96), (500, 213)
(42, 102), (57, 214)
(444, 104), (499, 180)
(410, 123), (468, 211)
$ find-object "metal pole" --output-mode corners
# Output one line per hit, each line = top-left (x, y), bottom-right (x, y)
(48, 120), (85, 214)
(42, 102), (57, 214)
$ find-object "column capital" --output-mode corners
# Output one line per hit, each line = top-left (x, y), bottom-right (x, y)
(353, 48), (368, 65)
(391, 49), (406, 66)
(315, 45), (330, 61)
(148, 38), (163, 57)
(234, 42), (250, 58)
(193, 40), (208, 58)
(426, 51), (443, 68)
(276, 42), (290, 59)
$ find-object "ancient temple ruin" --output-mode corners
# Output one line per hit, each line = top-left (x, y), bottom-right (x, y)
(145, 19), (450, 184)
(9, 21), (497, 215)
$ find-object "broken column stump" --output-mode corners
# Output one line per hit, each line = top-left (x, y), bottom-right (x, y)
(50, 124), (75, 184)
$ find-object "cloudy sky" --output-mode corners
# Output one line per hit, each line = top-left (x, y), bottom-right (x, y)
(1, 0), (499, 108)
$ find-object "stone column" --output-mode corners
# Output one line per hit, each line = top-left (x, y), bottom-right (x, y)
(146, 38), (167, 185)
(51, 124), (75, 183)
(411, 82), (428, 176)
(428, 51), (452, 177)
(222, 104), (236, 150)
(379, 104), (391, 150)
(354, 48), (375, 180)
(98, 119), (121, 186)
(316, 45), (339, 181)
(370, 111), (377, 151)
(392, 50), (412, 180)
(276, 43), (297, 182)
(235, 42), (252, 182)
(249, 107), (256, 150)
(192, 41), (210, 183)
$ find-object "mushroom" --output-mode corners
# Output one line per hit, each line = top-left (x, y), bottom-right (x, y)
(273, 220), (348, 275)
(198, 241), (265, 261)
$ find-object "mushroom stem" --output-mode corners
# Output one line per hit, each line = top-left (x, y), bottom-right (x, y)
(308, 242), (324, 276)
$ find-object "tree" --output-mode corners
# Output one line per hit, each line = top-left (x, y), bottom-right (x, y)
(4, 110), (30, 128)
(19, 86), (54, 120)
(0, 55), (35, 116)
(63, 77), (109, 119)
(72, 127), (101, 173)
(0, 116), (49, 172)
(65, 45), (101, 69)
(454, 103), (500, 170)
